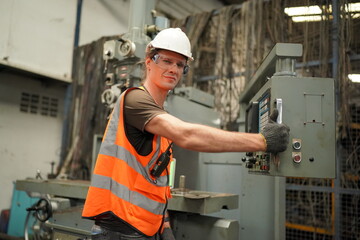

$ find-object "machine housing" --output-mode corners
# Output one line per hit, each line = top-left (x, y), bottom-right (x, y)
(241, 43), (336, 178)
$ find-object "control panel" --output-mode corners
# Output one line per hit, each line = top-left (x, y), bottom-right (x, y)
(243, 90), (272, 172)
(242, 75), (335, 178)
(240, 43), (336, 178)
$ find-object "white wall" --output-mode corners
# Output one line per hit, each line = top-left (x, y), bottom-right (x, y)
(0, 0), (129, 83)
(0, 0), (77, 82)
(0, 72), (67, 211)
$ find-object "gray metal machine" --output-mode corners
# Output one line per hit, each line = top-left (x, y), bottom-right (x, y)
(16, 178), (239, 240)
(240, 43), (336, 179)
(101, 0), (168, 108)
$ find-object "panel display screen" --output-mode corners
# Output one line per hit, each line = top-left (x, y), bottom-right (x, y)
(258, 90), (271, 131)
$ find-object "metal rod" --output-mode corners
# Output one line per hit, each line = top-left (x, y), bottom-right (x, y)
(332, 0), (341, 239)
(238, 43), (302, 103)
(274, 177), (286, 240)
(73, 0), (83, 48)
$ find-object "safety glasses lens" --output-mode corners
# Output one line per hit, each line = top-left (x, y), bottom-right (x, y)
(152, 54), (189, 75)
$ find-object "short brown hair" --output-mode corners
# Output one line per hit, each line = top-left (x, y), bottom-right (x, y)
(140, 48), (159, 80)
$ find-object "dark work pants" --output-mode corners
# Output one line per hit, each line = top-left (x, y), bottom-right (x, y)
(91, 224), (160, 240)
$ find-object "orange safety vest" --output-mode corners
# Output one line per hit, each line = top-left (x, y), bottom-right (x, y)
(82, 87), (172, 236)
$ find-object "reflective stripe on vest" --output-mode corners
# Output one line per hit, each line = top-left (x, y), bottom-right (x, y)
(91, 174), (165, 215)
(82, 87), (171, 236)
(98, 138), (169, 186)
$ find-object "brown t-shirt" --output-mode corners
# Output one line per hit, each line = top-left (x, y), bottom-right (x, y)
(124, 87), (167, 156)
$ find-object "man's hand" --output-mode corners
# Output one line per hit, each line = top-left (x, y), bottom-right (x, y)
(261, 109), (290, 154)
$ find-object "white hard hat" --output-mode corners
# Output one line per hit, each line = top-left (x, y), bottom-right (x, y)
(147, 28), (193, 61)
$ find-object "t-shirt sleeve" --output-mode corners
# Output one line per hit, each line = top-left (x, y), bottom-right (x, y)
(124, 88), (167, 132)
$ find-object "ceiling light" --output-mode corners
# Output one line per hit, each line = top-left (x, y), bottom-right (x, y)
(284, 6), (322, 16)
(291, 15), (323, 22)
(348, 74), (360, 83)
(345, 2), (360, 12)
(285, 3), (360, 22)
(352, 13), (360, 18)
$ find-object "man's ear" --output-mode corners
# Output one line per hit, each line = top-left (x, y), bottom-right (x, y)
(145, 58), (151, 67)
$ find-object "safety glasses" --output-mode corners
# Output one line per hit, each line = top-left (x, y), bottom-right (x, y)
(152, 54), (189, 75)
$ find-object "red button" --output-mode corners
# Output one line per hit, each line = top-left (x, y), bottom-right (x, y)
(293, 154), (301, 163)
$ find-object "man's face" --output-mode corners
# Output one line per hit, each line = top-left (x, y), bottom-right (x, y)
(147, 50), (187, 91)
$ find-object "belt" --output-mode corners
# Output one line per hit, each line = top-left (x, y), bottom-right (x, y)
(91, 225), (159, 240)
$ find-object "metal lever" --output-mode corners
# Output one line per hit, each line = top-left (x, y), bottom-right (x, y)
(275, 98), (283, 124)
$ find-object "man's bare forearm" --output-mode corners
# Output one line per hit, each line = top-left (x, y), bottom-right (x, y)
(173, 122), (266, 153)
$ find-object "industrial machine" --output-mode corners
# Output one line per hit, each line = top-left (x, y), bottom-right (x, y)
(240, 43), (336, 179)
(100, 0), (169, 109)
(16, 177), (238, 240)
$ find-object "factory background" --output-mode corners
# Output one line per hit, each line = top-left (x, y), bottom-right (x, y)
(0, 0), (359, 239)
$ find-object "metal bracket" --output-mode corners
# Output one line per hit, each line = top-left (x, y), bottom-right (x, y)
(239, 43), (303, 103)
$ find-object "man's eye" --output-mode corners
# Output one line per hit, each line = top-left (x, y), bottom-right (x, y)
(177, 63), (185, 68)
(162, 59), (172, 65)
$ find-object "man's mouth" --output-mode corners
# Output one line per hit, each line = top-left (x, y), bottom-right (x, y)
(164, 75), (177, 81)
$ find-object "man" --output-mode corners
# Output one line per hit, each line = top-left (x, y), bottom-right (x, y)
(82, 28), (289, 240)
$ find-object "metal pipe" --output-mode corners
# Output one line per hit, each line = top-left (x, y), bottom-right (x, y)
(74, 0), (83, 48)
(127, 0), (155, 42)
(332, 0), (341, 239)
(59, 0), (83, 174)
(179, 175), (186, 190)
(274, 177), (286, 240)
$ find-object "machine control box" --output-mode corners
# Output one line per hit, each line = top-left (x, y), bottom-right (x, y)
(244, 76), (335, 178)
(240, 43), (335, 179)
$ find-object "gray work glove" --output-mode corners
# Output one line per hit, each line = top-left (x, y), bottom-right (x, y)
(161, 228), (176, 240)
(261, 109), (290, 154)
